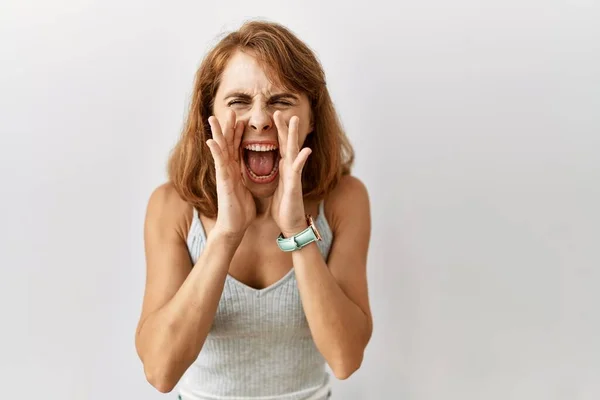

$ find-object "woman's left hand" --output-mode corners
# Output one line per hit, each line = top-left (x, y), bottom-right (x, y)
(271, 111), (313, 237)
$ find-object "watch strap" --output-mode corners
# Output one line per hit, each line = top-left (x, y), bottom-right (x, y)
(276, 215), (321, 252)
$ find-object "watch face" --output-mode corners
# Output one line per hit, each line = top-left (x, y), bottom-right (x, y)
(306, 214), (322, 241)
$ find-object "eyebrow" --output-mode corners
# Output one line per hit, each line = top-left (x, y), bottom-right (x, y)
(223, 91), (299, 101)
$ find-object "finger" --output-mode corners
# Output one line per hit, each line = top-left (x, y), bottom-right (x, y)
(233, 118), (245, 163)
(225, 110), (236, 160)
(208, 116), (229, 164)
(292, 147), (312, 173)
(273, 111), (288, 158)
(206, 139), (229, 181)
(287, 116), (300, 161)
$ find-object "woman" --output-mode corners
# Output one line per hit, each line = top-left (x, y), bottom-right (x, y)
(135, 20), (373, 400)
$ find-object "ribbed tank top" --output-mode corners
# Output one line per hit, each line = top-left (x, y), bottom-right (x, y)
(177, 201), (334, 400)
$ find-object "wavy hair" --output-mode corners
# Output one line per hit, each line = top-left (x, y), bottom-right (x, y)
(167, 20), (354, 218)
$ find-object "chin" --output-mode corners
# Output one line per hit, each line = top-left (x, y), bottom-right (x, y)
(242, 177), (278, 199)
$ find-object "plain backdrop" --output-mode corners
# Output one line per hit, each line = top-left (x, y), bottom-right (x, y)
(1, 0), (599, 399)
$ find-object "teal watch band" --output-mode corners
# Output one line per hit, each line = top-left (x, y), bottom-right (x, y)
(276, 215), (322, 252)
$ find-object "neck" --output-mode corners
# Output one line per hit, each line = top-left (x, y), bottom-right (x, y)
(253, 196), (273, 219)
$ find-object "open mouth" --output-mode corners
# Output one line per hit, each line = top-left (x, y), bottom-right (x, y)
(242, 143), (280, 183)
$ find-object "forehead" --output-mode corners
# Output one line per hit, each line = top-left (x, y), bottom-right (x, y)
(218, 50), (285, 94)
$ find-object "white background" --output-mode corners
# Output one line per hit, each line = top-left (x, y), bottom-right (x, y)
(1, 0), (599, 399)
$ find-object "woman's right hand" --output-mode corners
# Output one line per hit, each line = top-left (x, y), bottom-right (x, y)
(206, 110), (256, 240)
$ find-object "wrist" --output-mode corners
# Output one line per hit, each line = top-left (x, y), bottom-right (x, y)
(276, 214), (322, 252)
(209, 227), (245, 247)
(281, 223), (309, 238)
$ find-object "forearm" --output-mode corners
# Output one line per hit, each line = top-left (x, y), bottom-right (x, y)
(292, 243), (371, 378)
(137, 231), (242, 391)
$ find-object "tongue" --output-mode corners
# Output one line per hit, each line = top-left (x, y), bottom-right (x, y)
(247, 150), (276, 176)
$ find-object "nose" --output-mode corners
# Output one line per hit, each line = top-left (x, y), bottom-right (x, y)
(248, 104), (273, 133)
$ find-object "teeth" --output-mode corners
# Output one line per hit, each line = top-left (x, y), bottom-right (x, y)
(244, 143), (278, 152)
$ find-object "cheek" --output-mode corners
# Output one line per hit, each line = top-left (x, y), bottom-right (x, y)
(211, 104), (227, 125)
(213, 109), (242, 131)
(299, 116), (313, 143)
(288, 107), (310, 128)
(299, 106), (313, 134)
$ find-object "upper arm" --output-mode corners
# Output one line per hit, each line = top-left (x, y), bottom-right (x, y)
(135, 183), (194, 342)
(325, 175), (373, 338)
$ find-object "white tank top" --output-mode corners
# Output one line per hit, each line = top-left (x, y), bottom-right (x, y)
(178, 201), (334, 400)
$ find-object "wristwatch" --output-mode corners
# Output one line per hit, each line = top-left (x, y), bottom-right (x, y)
(276, 214), (322, 252)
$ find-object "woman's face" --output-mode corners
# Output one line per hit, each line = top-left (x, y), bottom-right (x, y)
(212, 50), (313, 198)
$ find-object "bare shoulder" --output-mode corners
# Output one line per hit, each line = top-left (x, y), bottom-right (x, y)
(328, 174), (369, 204)
(325, 175), (371, 232)
(145, 182), (194, 242)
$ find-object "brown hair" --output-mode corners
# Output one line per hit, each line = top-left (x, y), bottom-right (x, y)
(167, 20), (354, 218)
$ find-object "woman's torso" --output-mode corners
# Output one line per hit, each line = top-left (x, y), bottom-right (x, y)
(177, 199), (334, 400)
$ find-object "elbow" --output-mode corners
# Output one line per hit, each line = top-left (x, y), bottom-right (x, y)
(140, 349), (181, 394)
(135, 329), (187, 393)
(144, 364), (177, 393)
(135, 343), (177, 392)
(331, 360), (360, 380)
(330, 352), (364, 380)
(329, 329), (371, 380)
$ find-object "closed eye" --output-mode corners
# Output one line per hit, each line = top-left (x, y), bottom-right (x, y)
(227, 100), (249, 106)
(228, 100), (293, 107)
(271, 100), (293, 106)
